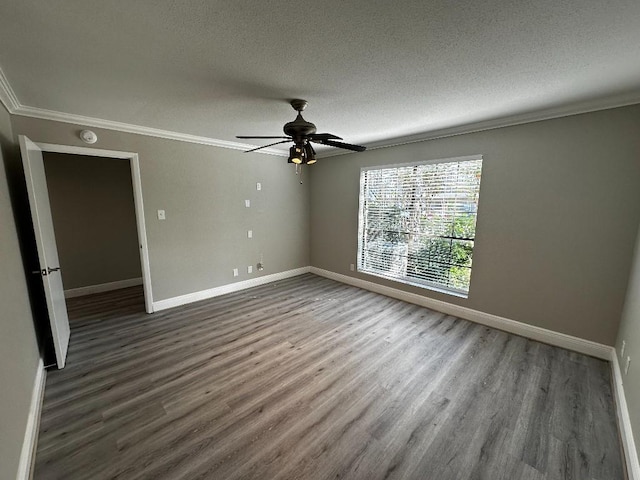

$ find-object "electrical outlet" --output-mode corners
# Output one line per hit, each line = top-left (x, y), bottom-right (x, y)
(350, 264), (355, 271)
(256, 182), (262, 191)
(157, 209), (166, 220)
(248, 265), (253, 274)
(625, 356), (631, 375)
(248, 230), (253, 239)
(621, 340), (626, 359)
(233, 268), (239, 277)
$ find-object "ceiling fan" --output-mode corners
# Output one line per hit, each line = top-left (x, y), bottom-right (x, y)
(236, 99), (366, 165)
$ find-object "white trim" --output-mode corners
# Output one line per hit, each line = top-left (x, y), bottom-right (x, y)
(359, 154), (483, 172)
(130, 154), (154, 314)
(310, 267), (612, 359)
(321, 92), (640, 158)
(611, 350), (640, 480)
(37, 142), (154, 314)
(16, 105), (287, 156)
(16, 359), (45, 480)
(153, 267), (311, 312)
(36, 142), (136, 159)
(64, 277), (143, 298)
(359, 269), (469, 298)
(0, 66), (20, 112)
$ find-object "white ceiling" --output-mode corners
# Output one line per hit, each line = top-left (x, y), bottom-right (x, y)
(1, 0), (639, 155)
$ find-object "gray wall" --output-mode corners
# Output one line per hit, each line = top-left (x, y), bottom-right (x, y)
(0, 105), (41, 479)
(616, 223), (640, 462)
(43, 153), (141, 290)
(10, 116), (310, 302)
(310, 104), (640, 345)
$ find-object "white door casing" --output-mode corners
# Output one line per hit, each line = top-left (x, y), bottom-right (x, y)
(34, 142), (154, 314)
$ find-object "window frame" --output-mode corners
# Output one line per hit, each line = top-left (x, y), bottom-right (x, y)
(357, 154), (483, 298)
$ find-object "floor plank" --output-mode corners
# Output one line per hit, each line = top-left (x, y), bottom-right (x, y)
(33, 274), (625, 479)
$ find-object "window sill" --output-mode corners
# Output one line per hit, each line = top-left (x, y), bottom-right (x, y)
(357, 268), (469, 299)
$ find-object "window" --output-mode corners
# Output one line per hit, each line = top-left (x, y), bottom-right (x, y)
(357, 155), (483, 297)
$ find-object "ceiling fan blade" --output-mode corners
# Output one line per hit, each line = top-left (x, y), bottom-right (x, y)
(308, 133), (343, 141)
(236, 136), (291, 139)
(314, 139), (367, 152)
(244, 140), (291, 153)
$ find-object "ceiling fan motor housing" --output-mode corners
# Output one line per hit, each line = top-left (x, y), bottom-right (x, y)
(283, 113), (317, 141)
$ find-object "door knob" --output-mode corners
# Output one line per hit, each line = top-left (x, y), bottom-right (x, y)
(30, 267), (61, 276)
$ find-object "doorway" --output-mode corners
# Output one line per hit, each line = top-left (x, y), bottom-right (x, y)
(36, 142), (153, 313)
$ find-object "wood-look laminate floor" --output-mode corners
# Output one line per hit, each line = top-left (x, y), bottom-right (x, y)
(34, 274), (624, 480)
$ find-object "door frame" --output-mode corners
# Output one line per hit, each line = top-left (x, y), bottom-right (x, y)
(36, 142), (154, 313)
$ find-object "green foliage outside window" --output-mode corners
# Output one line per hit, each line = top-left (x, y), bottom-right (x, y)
(407, 215), (475, 290)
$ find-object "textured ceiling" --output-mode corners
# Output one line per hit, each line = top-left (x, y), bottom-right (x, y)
(1, 0), (639, 154)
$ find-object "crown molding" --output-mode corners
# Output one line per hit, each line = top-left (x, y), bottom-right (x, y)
(373, 91), (640, 149)
(320, 91), (640, 158)
(0, 66), (20, 112)
(3, 62), (639, 158)
(12, 105), (288, 156)
(0, 66), (286, 156)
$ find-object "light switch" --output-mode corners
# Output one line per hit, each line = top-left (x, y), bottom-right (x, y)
(233, 268), (239, 277)
(245, 199), (251, 208)
(157, 210), (166, 220)
(248, 265), (253, 274)
(256, 182), (262, 191)
(248, 230), (253, 239)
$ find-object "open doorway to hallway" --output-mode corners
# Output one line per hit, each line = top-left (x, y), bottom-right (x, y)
(43, 152), (144, 302)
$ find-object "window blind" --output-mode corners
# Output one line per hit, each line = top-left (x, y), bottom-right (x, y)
(357, 157), (483, 295)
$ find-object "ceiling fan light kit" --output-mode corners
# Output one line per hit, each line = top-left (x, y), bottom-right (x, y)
(288, 145), (303, 164)
(237, 99), (366, 171)
(305, 144), (317, 165)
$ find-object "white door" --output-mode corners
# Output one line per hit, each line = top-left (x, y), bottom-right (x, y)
(19, 135), (70, 368)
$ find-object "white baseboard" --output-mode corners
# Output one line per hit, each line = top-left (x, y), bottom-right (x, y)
(611, 350), (640, 480)
(16, 358), (46, 480)
(153, 267), (311, 312)
(310, 267), (612, 360)
(64, 277), (143, 298)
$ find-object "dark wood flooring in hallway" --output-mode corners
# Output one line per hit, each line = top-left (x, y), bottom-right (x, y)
(33, 274), (624, 479)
